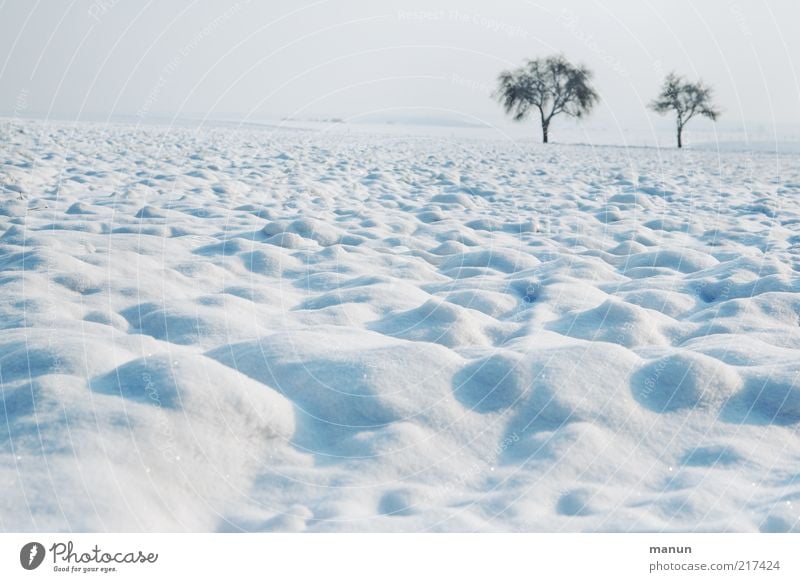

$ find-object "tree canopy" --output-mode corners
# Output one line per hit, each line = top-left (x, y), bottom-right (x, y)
(495, 55), (598, 143)
(650, 73), (721, 148)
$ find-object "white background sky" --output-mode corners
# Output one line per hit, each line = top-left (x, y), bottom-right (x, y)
(1, 0), (798, 142)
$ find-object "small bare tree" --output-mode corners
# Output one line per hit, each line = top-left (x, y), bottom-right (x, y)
(650, 73), (721, 148)
(495, 55), (598, 144)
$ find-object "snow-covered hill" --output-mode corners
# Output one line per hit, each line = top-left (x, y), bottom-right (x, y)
(2, 119), (799, 532)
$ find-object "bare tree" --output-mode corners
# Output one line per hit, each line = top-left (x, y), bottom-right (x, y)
(650, 73), (721, 148)
(495, 55), (598, 144)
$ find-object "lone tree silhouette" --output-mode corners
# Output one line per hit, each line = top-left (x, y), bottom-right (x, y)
(650, 73), (721, 148)
(495, 55), (598, 144)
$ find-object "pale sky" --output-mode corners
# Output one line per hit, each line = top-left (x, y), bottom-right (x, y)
(1, 0), (798, 140)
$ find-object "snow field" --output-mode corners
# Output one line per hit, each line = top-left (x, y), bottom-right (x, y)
(1, 120), (800, 532)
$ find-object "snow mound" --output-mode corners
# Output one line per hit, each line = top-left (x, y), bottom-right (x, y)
(120, 301), (263, 346)
(624, 249), (718, 274)
(440, 248), (540, 275)
(263, 218), (346, 247)
(633, 352), (742, 413)
(240, 247), (301, 276)
(453, 352), (529, 413)
(92, 353), (295, 439)
(371, 298), (502, 348)
(549, 298), (675, 348)
(207, 327), (463, 440)
(727, 365), (800, 425)
(519, 342), (642, 430)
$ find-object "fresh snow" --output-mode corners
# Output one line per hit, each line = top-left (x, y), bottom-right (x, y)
(1, 119), (800, 532)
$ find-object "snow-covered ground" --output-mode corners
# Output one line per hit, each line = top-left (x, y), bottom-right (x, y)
(2, 118), (800, 532)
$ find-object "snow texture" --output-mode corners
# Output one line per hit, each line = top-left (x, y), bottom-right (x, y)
(1, 119), (800, 532)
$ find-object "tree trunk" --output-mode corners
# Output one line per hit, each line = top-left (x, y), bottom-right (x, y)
(542, 123), (549, 144)
(677, 125), (683, 149)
